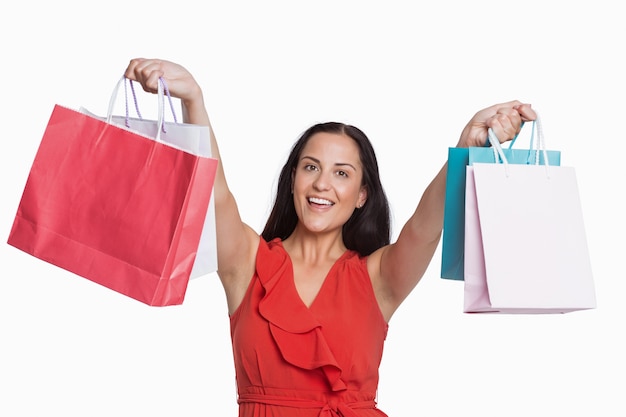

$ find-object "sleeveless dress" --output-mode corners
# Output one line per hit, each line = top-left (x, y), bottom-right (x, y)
(229, 238), (390, 417)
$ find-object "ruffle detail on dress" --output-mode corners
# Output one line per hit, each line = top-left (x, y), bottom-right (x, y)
(256, 238), (347, 392)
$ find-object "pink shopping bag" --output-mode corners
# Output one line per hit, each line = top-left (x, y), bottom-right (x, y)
(463, 126), (596, 313)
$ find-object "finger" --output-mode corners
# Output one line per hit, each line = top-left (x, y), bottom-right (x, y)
(124, 58), (147, 81)
(513, 103), (537, 122)
(491, 100), (537, 123)
(143, 70), (163, 94)
(137, 61), (165, 93)
(125, 59), (164, 93)
(488, 113), (518, 142)
(495, 107), (522, 124)
(487, 118), (507, 143)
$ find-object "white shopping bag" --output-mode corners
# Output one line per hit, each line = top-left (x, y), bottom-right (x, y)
(463, 124), (596, 313)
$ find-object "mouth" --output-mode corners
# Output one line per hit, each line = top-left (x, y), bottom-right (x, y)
(308, 197), (334, 207)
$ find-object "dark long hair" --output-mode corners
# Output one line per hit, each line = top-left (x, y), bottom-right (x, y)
(261, 122), (390, 256)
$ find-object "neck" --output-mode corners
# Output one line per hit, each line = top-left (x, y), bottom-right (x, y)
(282, 227), (346, 264)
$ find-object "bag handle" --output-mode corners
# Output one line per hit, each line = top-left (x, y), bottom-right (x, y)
(126, 79), (143, 120)
(487, 113), (551, 177)
(506, 120), (533, 149)
(487, 121), (529, 149)
(106, 76), (178, 142)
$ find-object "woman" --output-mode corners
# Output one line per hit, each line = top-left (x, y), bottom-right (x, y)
(125, 58), (535, 416)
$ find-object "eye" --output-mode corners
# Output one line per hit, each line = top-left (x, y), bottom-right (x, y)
(304, 164), (318, 172)
(336, 170), (348, 178)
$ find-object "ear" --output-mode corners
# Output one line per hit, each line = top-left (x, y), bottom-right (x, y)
(357, 186), (368, 208)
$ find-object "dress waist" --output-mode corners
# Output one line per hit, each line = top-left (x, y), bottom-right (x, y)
(238, 391), (377, 417)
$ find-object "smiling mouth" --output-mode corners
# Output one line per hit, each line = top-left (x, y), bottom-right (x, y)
(308, 197), (334, 207)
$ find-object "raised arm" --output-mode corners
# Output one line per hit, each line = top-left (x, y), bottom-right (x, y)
(369, 101), (537, 321)
(124, 58), (259, 313)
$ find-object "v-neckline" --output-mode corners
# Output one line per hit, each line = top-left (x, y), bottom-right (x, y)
(282, 243), (351, 310)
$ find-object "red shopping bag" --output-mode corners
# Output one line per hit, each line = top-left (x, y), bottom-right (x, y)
(7, 95), (218, 306)
(80, 76), (218, 279)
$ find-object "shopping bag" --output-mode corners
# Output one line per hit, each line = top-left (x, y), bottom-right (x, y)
(80, 76), (218, 279)
(7, 77), (219, 306)
(441, 121), (561, 280)
(463, 126), (595, 313)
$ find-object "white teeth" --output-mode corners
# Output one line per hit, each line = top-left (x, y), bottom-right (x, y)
(309, 197), (333, 206)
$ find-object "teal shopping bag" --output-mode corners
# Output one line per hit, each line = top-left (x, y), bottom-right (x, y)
(440, 121), (561, 280)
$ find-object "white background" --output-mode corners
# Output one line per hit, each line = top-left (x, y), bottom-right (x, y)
(1, 1), (624, 416)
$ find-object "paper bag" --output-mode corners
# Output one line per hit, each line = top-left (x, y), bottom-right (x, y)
(7, 78), (218, 306)
(463, 127), (595, 313)
(80, 76), (218, 278)
(442, 121), (561, 281)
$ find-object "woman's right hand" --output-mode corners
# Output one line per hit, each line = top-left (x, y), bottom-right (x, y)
(124, 58), (204, 114)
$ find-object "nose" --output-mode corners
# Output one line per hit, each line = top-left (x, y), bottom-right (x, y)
(312, 170), (331, 191)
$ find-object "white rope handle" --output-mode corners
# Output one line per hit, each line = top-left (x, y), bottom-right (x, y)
(106, 75), (175, 143)
(487, 112), (551, 177)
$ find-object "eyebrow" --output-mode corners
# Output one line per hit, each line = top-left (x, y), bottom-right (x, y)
(300, 156), (358, 171)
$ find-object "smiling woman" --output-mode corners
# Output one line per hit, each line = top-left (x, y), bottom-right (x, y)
(124, 57), (534, 416)
(266, 123), (388, 257)
(292, 131), (367, 235)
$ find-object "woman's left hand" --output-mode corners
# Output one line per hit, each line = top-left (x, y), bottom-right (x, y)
(457, 100), (537, 148)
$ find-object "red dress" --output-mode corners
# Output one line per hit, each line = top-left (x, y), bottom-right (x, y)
(230, 238), (390, 417)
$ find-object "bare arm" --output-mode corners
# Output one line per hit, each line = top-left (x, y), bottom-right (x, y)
(369, 101), (537, 321)
(124, 58), (259, 314)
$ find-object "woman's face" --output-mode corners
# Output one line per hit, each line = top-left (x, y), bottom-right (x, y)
(292, 132), (367, 235)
